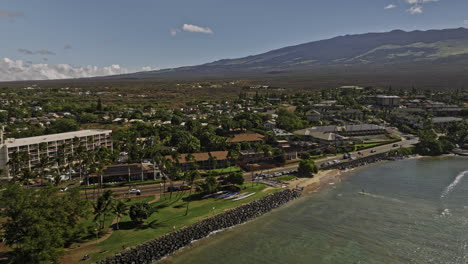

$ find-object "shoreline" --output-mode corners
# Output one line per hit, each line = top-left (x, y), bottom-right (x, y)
(94, 154), (445, 264)
(158, 155), (424, 263)
(289, 154), (426, 195)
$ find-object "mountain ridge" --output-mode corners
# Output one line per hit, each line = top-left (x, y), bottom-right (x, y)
(104, 28), (468, 86)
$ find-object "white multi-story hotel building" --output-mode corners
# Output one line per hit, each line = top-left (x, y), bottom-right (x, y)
(0, 129), (112, 178)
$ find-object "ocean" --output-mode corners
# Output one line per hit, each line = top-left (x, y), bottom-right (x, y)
(161, 157), (468, 264)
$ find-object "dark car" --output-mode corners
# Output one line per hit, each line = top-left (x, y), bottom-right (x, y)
(167, 186), (180, 192)
(392, 144), (399, 147)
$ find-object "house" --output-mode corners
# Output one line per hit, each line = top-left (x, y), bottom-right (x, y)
(341, 109), (363, 120)
(305, 110), (321, 122)
(263, 121), (276, 129)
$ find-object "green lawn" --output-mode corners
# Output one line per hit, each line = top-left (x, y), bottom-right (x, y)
(201, 166), (241, 175)
(81, 184), (277, 263)
(354, 138), (400, 151)
(275, 175), (297, 182)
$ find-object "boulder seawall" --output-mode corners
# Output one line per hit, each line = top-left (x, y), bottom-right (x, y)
(97, 189), (301, 264)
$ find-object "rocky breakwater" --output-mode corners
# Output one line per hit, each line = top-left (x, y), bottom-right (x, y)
(97, 189), (301, 264)
(324, 152), (412, 171)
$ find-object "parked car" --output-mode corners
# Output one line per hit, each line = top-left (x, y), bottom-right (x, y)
(370, 149), (377, 153)
(392, 144), (399, 147)
(129, 188), (141, 194)
(180, 184), (191, 190)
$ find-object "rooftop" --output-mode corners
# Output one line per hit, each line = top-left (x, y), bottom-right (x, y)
(294, 124), (384, 135)
(432, 117), (463, 123)
(229, 132), (264, 143)
(166, 151), (229, 163)
(3, 129), (112, 148)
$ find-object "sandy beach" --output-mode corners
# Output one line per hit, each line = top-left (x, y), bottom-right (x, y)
(287, 154), (425, 194)
(286, 169), (343, 194)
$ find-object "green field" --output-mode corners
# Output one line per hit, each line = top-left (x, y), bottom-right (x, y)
(75, 184), (278, 263)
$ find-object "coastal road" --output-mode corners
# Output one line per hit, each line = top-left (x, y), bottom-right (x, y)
(243, 136), (420, 181)
(80, 181), (189, 200)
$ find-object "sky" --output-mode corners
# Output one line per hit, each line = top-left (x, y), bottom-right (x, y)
(1, 0), (468, 81)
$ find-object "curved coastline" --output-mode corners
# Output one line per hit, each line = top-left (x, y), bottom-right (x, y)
(97, 153), (460, 264)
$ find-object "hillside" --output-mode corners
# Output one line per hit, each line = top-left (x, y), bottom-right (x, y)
(110, 28), (468, 82)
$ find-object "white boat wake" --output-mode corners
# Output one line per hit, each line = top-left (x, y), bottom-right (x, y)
(441, 169), (468, 198)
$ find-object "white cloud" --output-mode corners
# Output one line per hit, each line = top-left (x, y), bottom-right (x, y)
(182, 24), (213, 34)
(404, 0), (438, 14)
(407, 6), (423, 14)
(0, 58), (154, 81)
(384, 4), (397, 9)
(170, 28), (180, 36)
(406, 0), (438, 3)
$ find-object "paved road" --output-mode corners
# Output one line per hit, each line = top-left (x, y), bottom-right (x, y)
(81, 181), (189, 200)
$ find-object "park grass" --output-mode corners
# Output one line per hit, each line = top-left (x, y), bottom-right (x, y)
(354, 138), (400, 151)
(275, 175), (297, 182)
(200, 166), (241, 176)
(77, 184), (278, 263)
(77, 196), (156, 243)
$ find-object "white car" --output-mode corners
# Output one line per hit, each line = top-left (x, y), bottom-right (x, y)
(129, 188), (141, 194)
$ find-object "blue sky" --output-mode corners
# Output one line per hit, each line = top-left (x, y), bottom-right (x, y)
(1, 0), (467, 80)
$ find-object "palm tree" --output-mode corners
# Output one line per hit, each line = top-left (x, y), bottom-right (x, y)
(19, 168), (36, 187)
(93, 190), (114, 235)
(38, 154), (51, 185)
(112, 200), (128, 230)
(184, 153), (196, 176)
(227, 149), (239, 173)
(184, 169), (199, 216)
(7, 151), (21, 179)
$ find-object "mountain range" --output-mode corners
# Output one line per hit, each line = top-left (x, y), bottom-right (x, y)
(106, 28), (468, 87)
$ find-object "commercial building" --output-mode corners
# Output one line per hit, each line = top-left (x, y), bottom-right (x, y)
(0, 129), (113, 178)
(294, 124), (386, 146)
(375, 95), (402, 107)
(88, 163), (159, 184)
(165, 151), (230, 171)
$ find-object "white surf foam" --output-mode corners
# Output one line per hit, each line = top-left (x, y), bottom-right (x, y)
(441, 169), (468, 198)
